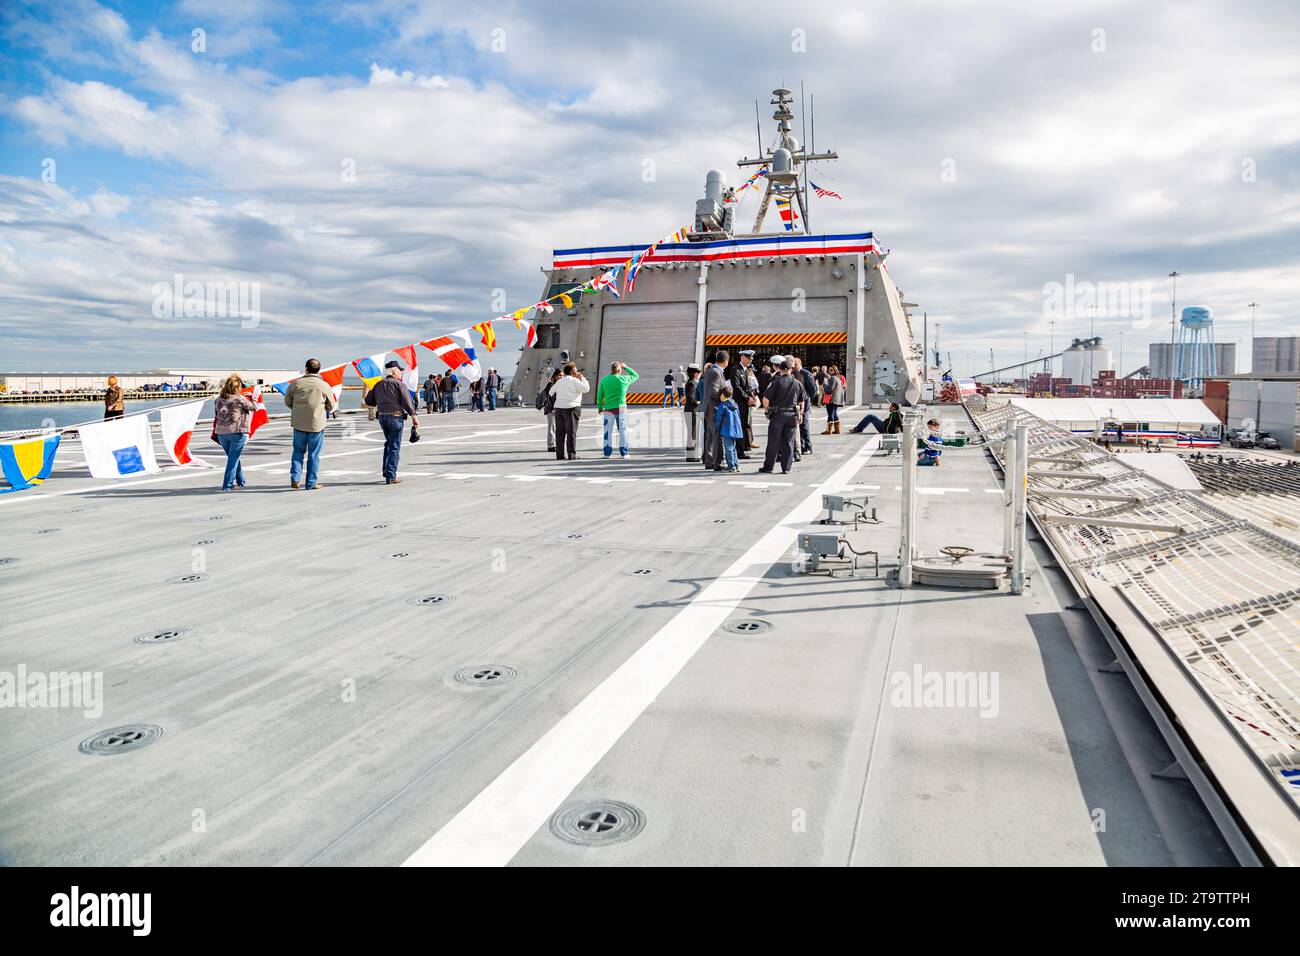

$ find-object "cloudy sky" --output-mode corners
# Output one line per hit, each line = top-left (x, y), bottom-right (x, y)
(1, 0), (1297, 377)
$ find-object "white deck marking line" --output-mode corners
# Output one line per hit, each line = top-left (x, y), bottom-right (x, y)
(727, 480), (792, 488)
(402, 434), (881, 867)
(650, 478), (713, 486)
(507, 475), (566, 482)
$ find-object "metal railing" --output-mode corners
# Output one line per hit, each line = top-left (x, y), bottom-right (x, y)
(973, 399), (1300, 862)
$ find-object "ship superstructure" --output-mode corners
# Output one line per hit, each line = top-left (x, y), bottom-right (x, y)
(512, 89), (922, 405)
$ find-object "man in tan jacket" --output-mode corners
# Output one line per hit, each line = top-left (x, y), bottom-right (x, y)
(282, 358), (336, 489)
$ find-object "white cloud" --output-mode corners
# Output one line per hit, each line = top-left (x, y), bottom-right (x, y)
(1, 0), (1298, 375)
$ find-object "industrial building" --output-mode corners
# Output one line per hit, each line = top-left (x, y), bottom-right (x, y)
(1026, 369), (1183, 399)
(1149, 341), (1236, 380)
(1207, 371), (1300, 451)
(1252, 336), (1300, 374)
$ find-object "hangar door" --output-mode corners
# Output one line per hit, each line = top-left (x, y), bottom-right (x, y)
(705, 297), (848, 369)
(597, 302), (698, 404)
(705, 297), (847, 343)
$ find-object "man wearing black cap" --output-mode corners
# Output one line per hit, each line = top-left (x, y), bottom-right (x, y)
(364, 360), (420, 484)
(758, 357), (806, 474)
(727, 349), (758, 459)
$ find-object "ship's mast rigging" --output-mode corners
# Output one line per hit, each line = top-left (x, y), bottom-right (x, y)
(737, 87), (838, 235)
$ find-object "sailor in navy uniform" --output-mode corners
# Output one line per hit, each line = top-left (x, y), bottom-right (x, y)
(758, 356), (806, 474)
(726, 349), (758, 459)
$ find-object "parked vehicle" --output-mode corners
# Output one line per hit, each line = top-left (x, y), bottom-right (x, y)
(1256, 432), (1281, 450)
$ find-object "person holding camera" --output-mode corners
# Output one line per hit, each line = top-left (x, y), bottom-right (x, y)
(364, 360), (420, 484)
(549, 363), (588, 461)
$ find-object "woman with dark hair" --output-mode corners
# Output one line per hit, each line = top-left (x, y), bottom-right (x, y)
(821, 364), (845, 434)
(850, 402), (903, 435)
(213, 373), (257, 490)
(548, 363), (588, 460)
(540, 368), (563, 452)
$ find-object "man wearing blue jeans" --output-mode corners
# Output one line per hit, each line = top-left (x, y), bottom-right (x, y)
(365, 360), (420, 484)
(282, 358), (335, 490)
(440, 372), (458, 412)
(596, 361), (638, 459)
(662, 370), (674, 407)
(290, 429), (324, 488)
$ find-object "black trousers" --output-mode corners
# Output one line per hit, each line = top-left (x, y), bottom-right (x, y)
(554, 407), (579, 459)
(763, 412), (798, 472)
(738, 400), (754, 453)
(798, 401), (813, 452)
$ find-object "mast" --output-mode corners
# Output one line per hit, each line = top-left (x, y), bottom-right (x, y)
(737, 87), (838, 234)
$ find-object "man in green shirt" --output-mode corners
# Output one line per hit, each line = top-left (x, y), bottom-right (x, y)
(596, 361), (638, 459)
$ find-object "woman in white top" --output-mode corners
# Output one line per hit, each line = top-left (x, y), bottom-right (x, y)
(549, 363), (589, 460)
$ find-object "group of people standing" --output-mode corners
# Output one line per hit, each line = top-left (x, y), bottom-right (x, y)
(418, 368), (504, 414)
(527, 350), (887, 475)
(196, 351), (917, 494)
(210, 357), (426, 491)
(534, 361), (641, 460)
(694, 350), (839, 475)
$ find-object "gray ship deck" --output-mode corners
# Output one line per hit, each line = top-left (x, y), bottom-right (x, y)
(0, 405), (1231, 865)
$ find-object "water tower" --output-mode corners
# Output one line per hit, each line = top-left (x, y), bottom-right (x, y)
(1175, 306), (1216, 388)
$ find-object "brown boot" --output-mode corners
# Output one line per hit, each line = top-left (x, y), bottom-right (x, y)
(833, 421), (842, 434)
(821, 424), (834, 435)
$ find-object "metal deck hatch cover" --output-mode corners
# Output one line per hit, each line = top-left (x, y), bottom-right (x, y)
(722, 619), (774, 635)
(167, 573), (209, 584)
(550, 800), (645, 846)
(79, 724), (164, 756)
(621, 567), (660, 577)
(407, 593), (456, 607)
(453, 664), (519, 686)
(135, 627), (193, 645)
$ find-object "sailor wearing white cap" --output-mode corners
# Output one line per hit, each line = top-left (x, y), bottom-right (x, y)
(727, 349), (759, 457)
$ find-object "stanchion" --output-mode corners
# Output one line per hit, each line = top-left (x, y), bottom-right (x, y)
(1002, 426), (1017, 558)
(899, 417), (917, 588)
(1011, 423), (1028, 594)
(685, 409), (700, 462)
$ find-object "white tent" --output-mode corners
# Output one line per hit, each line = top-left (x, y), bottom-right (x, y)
(1007, 397), (1220, 428)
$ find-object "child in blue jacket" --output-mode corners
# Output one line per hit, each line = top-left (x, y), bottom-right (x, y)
(716, 386), (744, 472)
(917, 418), (944, 466)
